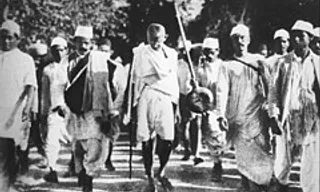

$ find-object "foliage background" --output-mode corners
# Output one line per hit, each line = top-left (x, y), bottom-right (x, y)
(1, 0), (319, 60)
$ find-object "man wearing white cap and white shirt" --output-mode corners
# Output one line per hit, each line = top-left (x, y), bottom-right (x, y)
(216, 24), (274, 191)
(310, 27), (320, 55)
(0, 20), (37, 192)
(266, 29), (290, 74)
(40, 36), (72, 183)
(268, 20), (320, 192)
(194, 37), (227, 182)
(64, 25), (118, 192)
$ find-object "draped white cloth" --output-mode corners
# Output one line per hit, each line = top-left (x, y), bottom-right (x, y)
(132, 44), (179, 142)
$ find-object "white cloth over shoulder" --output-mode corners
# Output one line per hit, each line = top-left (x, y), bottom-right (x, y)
(133, 44), (179, 105)
(132, 44), (179, 142)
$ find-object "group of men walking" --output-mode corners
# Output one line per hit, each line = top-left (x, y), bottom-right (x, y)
(0, 17), (319, 192)
(0, 21), (124, 192)
(175, 20), (320, 192)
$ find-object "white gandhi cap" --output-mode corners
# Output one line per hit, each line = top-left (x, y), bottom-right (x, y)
(74, 26), (93, 39)
(313, 27), (320, 38)
(30, 42), (48, 56)
(230, 24), (250, 37)
(274, 29), (290, 40)
(291, 20), (314, 35)
(51, 37), (68, 47)
(1, 20), (21, 37)
(202, 37), (219, 49)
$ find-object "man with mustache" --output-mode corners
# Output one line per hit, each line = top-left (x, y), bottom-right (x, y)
(65, 26), (118, 192)
(216, 24), (274, 191)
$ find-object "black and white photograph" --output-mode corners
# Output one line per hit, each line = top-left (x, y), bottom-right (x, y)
(0, 0), (319, 191)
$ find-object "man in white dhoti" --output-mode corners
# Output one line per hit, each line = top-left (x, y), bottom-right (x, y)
(216, 24), (274, 192)
(0, 20), (37, 192)
(40, 36), (71, 183)
(269, 20), (320, 192)
(133, 23), (179, 192)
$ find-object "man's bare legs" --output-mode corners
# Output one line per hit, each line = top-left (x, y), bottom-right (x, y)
(142, 135), (174, 192)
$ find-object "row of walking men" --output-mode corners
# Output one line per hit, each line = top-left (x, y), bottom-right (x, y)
(0, 18), (319, 192)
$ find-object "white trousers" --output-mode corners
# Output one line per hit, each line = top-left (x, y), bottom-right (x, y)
(45, 112), (71, 170)
(301, 130), (319, 192)
(274, 126), (319, 192)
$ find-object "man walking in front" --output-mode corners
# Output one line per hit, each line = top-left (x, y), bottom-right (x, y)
(133, 23), (179, 192)
(65, 26), (118, 192)
(216, 24), (274, 191)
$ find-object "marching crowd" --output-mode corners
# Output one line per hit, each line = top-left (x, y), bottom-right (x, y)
(0, 17), (319, 192)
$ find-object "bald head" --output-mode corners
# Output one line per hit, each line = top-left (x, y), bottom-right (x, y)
(147, 23), (167, 50)
(147, 23), (166, 35)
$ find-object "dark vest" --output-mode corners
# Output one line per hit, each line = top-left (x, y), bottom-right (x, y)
(65, 53), (89, 115)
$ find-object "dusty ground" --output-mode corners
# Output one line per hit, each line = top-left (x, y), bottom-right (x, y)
(14, 132), (302, 192)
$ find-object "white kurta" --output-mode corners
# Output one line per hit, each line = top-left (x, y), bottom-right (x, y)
(0, 48), (37, 143)
(41, 61), (71, 169)
(269, 51), (320, 191)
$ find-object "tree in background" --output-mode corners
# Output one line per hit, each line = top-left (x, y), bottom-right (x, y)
(188, 0), (319, 58)
(1, 0), (319, 59)
(2, 0), (129, 46)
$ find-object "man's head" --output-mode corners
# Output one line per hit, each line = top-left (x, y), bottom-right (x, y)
(257, 43), (268, 58)
(230, 24), (250, 56)
(273, 29), (290, 55)
(73, 26), (93, 56)
(177, 38), (192, 57)
(290, 20), (313, 50)
(29, 42), (48, 66)
(98, 38), (113, 57)
(51, 37), (68, 62)
(147, 23), (167, 51)
(0, 20), (21, 52)
(310, 27), (320, 55)
(201, 37), (220, 62)
(29, 30), (38, 44)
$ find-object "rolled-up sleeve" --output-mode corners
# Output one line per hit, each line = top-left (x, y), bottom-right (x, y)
(23, 56), (38, 88)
